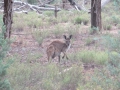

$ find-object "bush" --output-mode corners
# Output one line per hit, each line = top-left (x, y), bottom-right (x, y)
(85, 38), (95, 46)
(87, 33), (120, 90)
(52, 25), (65, 37)
(32, 30), (50, 45)
(59, 66), (83, 90)
(68, 50), (108, 65)
(104, 34), (120, 67)
(111, 15), (120, 25)
(75, 17), (82, 24)
(0, 15), (12, 90)
(103, 23), (112, 30)
(89, 27), (99, 34)
(74, 13), (89, 25)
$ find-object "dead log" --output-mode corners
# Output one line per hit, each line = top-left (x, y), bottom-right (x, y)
(68, 0), (81, 11)
(0, 1), (61, 14)
(0, 0), (111, 14)
(68, 0), (90, 12)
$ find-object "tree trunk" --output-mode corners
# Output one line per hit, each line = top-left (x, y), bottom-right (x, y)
(96, 0), (101, 31)
(3, 0), (13, 39)
(91, 0), (101, 34)
(62, 0), (68, 9)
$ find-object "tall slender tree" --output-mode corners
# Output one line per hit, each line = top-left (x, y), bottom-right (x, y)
(91, 0), (101, 34)
(3, 0), (13, 39)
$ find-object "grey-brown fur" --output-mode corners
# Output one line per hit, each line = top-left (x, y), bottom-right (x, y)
(46, 35), (72, 62)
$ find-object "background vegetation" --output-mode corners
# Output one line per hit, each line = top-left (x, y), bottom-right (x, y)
(0, 15), (12, 90)
(1, 0), (120, 90)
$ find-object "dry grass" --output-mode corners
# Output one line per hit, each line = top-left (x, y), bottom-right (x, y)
(4, 1), (120, 90)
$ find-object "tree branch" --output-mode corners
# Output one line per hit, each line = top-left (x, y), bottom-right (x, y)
(0, 1), (61, 14)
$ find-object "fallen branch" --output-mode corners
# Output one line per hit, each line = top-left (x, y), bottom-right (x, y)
(39, 4), (56, 8)
(43, 0), (54, 4)
(15, 10), (28, 14)
(81, 0), (89, 12)
(0, 1), (61, 14)
(68, 0), (81, 11)
(68, 0), (89, 12)
(59, 67), (73, 74)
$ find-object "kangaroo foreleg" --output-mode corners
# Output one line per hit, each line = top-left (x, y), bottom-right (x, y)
(62, 52), (68, 59)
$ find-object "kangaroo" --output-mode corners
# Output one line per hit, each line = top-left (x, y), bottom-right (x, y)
(46, 35), (72, 62)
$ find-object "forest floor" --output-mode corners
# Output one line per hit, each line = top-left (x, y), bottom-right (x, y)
(9, 24), (119, 69)
(4, 8), (120, 89)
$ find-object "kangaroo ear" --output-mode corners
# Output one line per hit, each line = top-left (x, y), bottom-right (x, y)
(63, 35), (66, 39)
(69, 35), (72, 39)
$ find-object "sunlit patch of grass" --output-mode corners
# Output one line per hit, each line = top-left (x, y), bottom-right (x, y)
(13, 12), (45, 30)
(78, 50), (108, 65)
(75, 16), (89, 25)
(7, 60), (83, 90)
(73, 12), (89, 25)
(68, 50), (108, 65)
(6, 41), (84, 90)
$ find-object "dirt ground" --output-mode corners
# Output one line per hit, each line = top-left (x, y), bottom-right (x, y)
(9, 25), (119, 69)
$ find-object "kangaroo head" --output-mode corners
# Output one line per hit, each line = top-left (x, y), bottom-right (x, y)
(63, 35), (72, 46)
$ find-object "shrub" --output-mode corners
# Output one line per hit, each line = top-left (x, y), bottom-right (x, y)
(75, 17), (82, 24)
(57, 11), (70, 23)
(32, 30), (50, 45)
(104, 34), (120, 66)
(88, 33), (120, 90)
(89, 27), (99, 34)
(68, 50), (108, 65)
(77, 50), (108, 65)
(67, 24), (80, 36)
(52, 25), (65, 37)
(111, 15), (120, 25)
(85, 38), (95, 46)
(103, 23), (112, 30)
(0, 15), (12, 90)
(83, 19), (89, 25)
(12, 21), (25, 32)
(43, 11), (54, 17)
(74, 13), (89, 25)
(59, 66), (83, 90)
